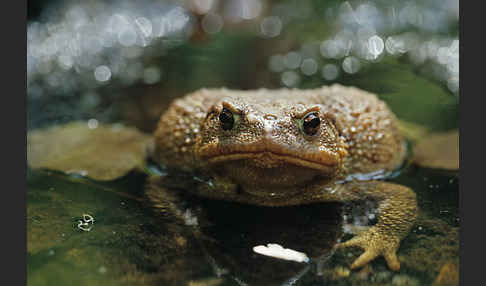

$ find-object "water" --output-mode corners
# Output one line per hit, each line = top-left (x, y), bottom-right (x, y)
(27, 0), (459, 285)
(27, 160), (459, 285)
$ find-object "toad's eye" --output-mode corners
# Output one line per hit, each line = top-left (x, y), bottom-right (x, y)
(302, 112), (320, 136)
(219, 107), (234, 130)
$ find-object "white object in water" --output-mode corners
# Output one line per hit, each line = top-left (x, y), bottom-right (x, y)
(77, 213), (95, 232)
(252, 243), (310, 263)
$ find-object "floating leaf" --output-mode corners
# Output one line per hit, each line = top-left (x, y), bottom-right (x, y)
(413, 130), (459, 170)
(27, 122), (154, 181)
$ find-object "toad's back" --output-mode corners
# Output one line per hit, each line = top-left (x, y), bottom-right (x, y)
(153, 84), (406, 177)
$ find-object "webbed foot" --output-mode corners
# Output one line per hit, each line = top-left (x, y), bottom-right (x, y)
(336, 226), (401, 271)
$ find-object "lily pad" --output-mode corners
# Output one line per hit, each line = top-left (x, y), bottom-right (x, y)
(27, 122), (154, 181)
(413, 130), (459, 170)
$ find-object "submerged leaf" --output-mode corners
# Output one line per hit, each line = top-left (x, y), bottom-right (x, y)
(413, 130), (459, 170)
(27, 122), (154, 181)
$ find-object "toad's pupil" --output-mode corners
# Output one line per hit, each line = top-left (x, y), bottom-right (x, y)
(219, 108), (234, 130)
(303, 113), (320, 135)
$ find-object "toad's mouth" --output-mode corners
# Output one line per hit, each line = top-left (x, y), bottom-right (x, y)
(201, 151), (339, 197)
(204, 151), (339, 173)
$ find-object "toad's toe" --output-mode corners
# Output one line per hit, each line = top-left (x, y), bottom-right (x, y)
(336, 226), (401, 271)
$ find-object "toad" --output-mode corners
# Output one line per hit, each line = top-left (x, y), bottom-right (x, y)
(147, 84), (417, 271)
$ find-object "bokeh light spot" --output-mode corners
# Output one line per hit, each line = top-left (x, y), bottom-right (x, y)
(300, 58), (318, 76)
(281, 71), (300, 87)
(368, 35), (384, 59)
(260, 16), (282, 38)
(321, 64), (339, 81)
(94, 65), (112, 82)
(118, 26), (137, 47)
(342, 56), (360, 74)
(284, 52), (302, 70)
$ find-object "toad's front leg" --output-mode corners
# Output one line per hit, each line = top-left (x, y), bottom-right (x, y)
(332, 181), (417, 271)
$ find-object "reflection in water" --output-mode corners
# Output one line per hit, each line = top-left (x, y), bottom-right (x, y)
(190, 197), (343, 285)
(27, 165), (458, 285)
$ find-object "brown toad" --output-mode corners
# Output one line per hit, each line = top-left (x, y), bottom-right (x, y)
(147, 84), (417, 271)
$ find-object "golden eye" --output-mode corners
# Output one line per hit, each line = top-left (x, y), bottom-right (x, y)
(219, 107), (234, 130)
(302, 112), (320, 136)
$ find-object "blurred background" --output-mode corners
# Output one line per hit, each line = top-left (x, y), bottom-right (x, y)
(27, 0), (459, 133)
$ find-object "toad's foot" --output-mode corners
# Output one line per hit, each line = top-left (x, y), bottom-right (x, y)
(336, 226), (401, 271)
(329, 181), (417, 271)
